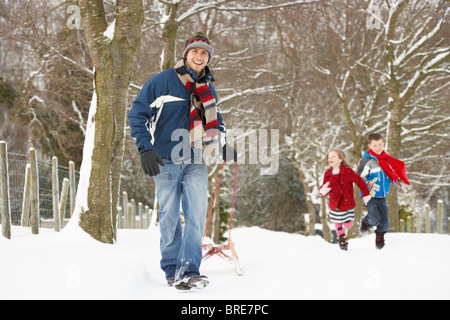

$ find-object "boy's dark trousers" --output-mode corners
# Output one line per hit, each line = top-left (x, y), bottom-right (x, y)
(364, 197), (390, 234)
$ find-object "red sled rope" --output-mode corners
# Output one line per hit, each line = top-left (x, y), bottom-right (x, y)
(201, 161), (242, 276)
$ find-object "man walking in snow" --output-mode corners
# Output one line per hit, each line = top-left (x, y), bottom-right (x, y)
(128, 32), (236, 290)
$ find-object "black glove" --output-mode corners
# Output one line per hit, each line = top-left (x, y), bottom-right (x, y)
(221, 144), (237, 162)
(140, 149), (164, 176)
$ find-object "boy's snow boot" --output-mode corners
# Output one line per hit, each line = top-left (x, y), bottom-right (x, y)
(375, 233), (385, 249)
(337, 234), (348, 251)
(359, 217), (370, 237)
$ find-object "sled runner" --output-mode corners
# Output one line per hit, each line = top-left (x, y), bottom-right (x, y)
(202, 240), (242, 276)
(202, 161), (243, 276)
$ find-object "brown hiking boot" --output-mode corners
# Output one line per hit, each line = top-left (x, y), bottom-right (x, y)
(175, 275), (209, 290)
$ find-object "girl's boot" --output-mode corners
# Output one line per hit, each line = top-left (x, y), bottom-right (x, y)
(337, 234), (348, 251)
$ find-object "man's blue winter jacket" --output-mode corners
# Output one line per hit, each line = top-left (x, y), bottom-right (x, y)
(128, 66), (225, 160)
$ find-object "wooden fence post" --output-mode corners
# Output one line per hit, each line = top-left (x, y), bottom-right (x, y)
(29, 148), (39, 234)
(399, 219), (405, 233)
(416, 210), (421, 233)
(123, 191), (128, 228)
(69, 161), (76, 217)
(406, 216), (412, 233)
(21, 164), (31, 227)
(145, 205), (150, 229)
(59, 178), (69, 228)
(52, 156), (60, 232)
(130, 199), (136, 229)
(127, 202), (133, 229)
(304, 214), (310, 236)
(425, 204), (430, 233)
(437, 200), (443, 234)
(0, 141), (11, 239)
(117, 206), (122, 229)
(138, 202), (143, 229)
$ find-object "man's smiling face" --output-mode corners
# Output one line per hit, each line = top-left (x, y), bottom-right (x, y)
(185, 47), (209, 73)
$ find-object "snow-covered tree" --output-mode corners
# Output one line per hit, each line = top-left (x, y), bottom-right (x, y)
(74, 0), (144, 243)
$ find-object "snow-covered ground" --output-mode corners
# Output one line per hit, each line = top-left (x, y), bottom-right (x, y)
(1, 225), (449, 300)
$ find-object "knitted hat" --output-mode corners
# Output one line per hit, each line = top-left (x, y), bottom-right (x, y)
(182, 32), (214, 64)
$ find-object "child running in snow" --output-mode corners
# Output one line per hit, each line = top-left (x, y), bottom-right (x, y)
(356, 133), (410, 249)
(320, 149), (371, 251)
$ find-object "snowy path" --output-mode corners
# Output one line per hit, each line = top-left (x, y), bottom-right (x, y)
(1, 226), (449, 300)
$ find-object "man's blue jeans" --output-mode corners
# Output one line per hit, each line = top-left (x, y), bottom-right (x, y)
(153, 159), (207, 282)
(365, 197), (390, 234)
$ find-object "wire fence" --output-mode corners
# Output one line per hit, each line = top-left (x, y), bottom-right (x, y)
(0, 143), (153, 239)
(0, 150), (80, 238)
(8, 152), (77, 223)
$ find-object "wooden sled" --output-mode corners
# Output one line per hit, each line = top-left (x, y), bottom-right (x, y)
(202, 240), (243, 276)
(201, 161), (242, 276)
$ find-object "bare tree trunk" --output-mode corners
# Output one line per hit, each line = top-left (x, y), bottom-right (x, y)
(320, 197), (330, 242)
(386, 99), (401, 232)
(349, 187), (363, 239)
(0, 141), (11, 239)
(161, 2), (180, 71)
(383, 0), (409, 233)
(296, 168), (315, 236)
(76, 0), (144, 243)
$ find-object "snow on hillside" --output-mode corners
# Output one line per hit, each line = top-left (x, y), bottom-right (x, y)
(0, 226), (449, 300)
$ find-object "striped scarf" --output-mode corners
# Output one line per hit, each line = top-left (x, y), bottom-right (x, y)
(173, 59), (218, 149)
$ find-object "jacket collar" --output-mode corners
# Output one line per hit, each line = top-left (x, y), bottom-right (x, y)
(185, 64), (215, 83)
(324, 167), (340, 177)
(364, 150), (378, 160)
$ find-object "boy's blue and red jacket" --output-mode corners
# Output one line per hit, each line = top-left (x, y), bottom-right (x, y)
(357, 151), (392, 197)
(128, 66), (226, 159)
